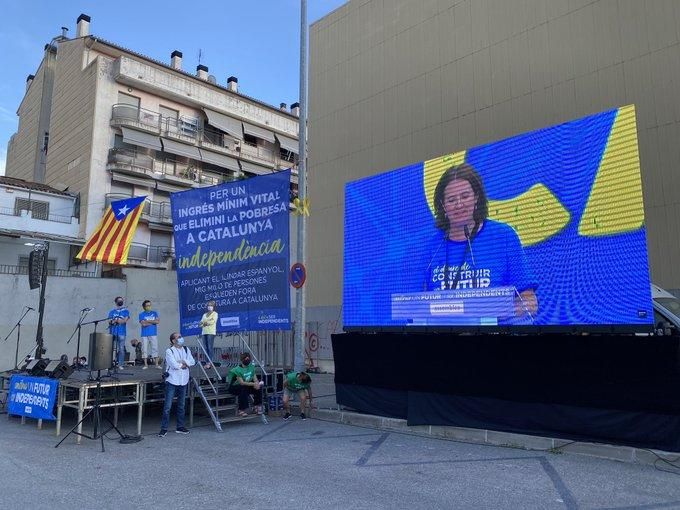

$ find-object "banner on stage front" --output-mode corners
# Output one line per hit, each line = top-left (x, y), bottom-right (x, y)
(171, 171), (291, 334)
(8, 375), (58, 420)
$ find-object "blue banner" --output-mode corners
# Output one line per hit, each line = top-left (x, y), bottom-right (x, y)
(171, 171), (291, 334)
(8, 375), (58, 420)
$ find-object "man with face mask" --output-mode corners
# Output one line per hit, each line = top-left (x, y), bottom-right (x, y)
(159, 332), (195, 437)
(108, 296), (130, 368)
(138, 300), (161, 369)
(227, 352), (264, 417)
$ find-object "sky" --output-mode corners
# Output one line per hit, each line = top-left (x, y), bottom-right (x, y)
(0, 0), (348, 176)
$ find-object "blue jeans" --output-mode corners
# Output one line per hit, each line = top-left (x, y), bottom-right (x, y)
(202, 334), (215, 363)
(160, 382), (187, 431)
(114, 335), (126, 366)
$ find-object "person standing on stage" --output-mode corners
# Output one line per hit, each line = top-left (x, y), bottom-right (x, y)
(108, 296), (130, 368)
(139, 300), (161, 370)
(228, 352), (264, 417)
(199, 300), (218, 369)
(159, 332), (195, 437)
(282, 371), (313, 420)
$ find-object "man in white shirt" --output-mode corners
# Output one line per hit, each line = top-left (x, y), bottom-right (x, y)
(158, 332), (195, 437)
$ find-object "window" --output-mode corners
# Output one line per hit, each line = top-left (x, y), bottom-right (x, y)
(243, 134), (258, 146)
(43, 132), (49, 154)
(14, 198), (50, 221)
(118, 92), (140, 108)
(113, 134), (136, 152)
(159, 105), (178, 121)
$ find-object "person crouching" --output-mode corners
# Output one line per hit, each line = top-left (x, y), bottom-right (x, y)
(228, 352), (263, 417)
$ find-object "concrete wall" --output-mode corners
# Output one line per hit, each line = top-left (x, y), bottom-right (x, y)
(45, 38), (97, 237)
(5, 61), (46, 182)
(307, 0), (680, 320)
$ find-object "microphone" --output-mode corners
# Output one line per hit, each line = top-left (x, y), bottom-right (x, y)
(81, 307), (94, 313)
(25, 306), (35, 311)
(423, 229), (449, 291)
(463, 225), (476, 267)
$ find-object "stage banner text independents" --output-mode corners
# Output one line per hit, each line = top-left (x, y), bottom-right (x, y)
(171, 170), (291, 334)
(8, 375), (58, 420)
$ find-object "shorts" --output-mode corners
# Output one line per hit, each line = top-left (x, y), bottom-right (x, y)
(141, 336), (158, 358)
(284, 388), (309, 400)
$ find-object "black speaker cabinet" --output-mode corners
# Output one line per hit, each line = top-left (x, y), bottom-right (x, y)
(44, 360), (73, 379)
(24, 358), (48, 376)
(88, 332), (114, 371)
(28, 249), (44, 290)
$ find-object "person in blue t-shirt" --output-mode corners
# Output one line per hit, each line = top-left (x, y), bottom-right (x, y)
(426, 164), (538, 319)
(108, 296), (130, 368)
(138, 299), (161, 370)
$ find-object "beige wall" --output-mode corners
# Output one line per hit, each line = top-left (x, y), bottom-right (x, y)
(5, 62), (47, 182)
(307, 0), (680, 314)
(44, 38), (97, 236)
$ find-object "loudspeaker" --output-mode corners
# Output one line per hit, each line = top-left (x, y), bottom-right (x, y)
(44, 359), (73, 379)
(28, 249), (44, 290)
(88, 332), (114, 371)
(25, 358), (48, 375)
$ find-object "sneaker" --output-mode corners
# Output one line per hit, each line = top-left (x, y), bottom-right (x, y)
(158, 430), (167, 437)
(176, 427), (190, 435)
(142, 366), (148, 370)
(283, 412), (291, 421)
(156, 365), (163, 369)
(300, 413), (306, 420)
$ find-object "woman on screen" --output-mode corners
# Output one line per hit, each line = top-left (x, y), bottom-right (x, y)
(426, 163), (538, 317)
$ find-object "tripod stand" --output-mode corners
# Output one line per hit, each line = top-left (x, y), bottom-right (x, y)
(54, 370), (125, 452)
(3, 307), (34, 370)
(66, 308), (93, 371)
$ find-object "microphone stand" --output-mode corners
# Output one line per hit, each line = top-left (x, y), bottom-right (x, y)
(3, 307), (34, 371)
(66, 308), (93, 371)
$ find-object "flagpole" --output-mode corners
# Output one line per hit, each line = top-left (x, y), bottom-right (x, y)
(294, 0), (308, 372)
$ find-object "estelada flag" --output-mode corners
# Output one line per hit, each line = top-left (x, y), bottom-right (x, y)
(77, 196), (146, 265)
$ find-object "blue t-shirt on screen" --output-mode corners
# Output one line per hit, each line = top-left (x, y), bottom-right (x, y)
(108, 307), (130, 336)
(424, 219), (537, 293)
(139, 310), (159, 337)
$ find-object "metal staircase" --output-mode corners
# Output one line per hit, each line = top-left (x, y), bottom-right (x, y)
(189, 333), (268, 431)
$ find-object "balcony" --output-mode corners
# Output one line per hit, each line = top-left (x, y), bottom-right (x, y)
(110, 103), (296, 171)
(107, 148), (155, 179)
(104, 194), (172, 227)
(0, 205), (79, 238)
(126, 243), (175, 267)
(111, 104), (161, 134)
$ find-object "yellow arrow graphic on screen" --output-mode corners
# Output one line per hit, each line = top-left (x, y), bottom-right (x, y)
(578, 104), (644, 236)
(488, 185), (570, 246)
(424, 152), (570, 246)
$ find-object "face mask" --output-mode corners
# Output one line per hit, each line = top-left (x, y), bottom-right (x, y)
(177, 337), (185, 345)
(116, 300), (124, 306)
(243, 358), (251, 366)
(207, 306), (214, 311)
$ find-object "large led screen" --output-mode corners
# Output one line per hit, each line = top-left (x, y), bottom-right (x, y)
(344, 105), (653, 329)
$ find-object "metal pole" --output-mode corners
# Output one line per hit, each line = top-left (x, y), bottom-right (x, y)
(294, 0), (308, 372)
(35, 241), (49, 359)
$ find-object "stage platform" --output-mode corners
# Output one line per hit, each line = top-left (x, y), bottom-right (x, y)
(2, 362), (277, 443)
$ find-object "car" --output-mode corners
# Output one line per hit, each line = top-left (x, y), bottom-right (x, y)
(651, 284), (680, 335)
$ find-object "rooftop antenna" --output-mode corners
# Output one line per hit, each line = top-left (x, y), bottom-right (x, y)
(198, 48), (203, 65)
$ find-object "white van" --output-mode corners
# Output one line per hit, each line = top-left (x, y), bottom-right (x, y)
(651, 284), (680, 334)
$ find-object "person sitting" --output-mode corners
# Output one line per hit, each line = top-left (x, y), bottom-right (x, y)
(283, 371), (313, 420)
(227, 352), (264, 417)
(129, 338), (144, 365)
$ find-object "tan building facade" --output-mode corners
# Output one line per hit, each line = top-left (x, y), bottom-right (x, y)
(6, 14), (299, 270)
(307, 0), (680, 324)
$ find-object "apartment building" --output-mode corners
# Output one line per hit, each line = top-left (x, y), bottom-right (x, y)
(6, 14), (299, 270)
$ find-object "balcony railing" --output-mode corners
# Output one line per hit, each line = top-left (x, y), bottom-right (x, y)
(0, 264), (97, 278)
(0, 206), (75, 224)
(104, 193), (172, 224)
(110, 104), (299, 170)
(107, 148), (155, 177)
(127, 243), (175, 264)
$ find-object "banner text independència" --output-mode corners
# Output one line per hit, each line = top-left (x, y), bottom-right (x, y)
(177, 238), (285, 272)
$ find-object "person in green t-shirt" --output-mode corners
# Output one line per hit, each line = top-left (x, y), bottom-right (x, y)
(228, 352), (264, 416)
(283, 371), (312, 420)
